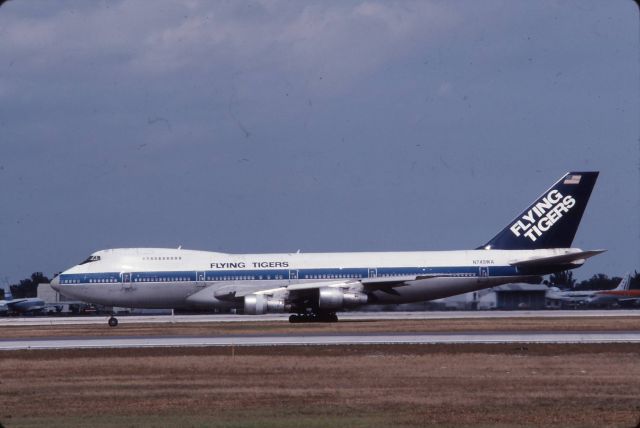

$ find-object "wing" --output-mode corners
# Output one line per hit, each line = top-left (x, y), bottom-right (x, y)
(5, 298), (28, 308)
(212, 274), (446, 302)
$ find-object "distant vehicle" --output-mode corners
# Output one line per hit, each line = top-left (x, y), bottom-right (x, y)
(80, 305), (98, 315)
(546, 273), (631, 308)
(51, 171), (604, 326)
(0, 288), (46, 315)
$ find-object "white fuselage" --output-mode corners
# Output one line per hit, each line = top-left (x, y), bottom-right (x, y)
(51, 247), (579, 311)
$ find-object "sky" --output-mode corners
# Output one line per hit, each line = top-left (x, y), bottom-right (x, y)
(0, 0), (638, 287)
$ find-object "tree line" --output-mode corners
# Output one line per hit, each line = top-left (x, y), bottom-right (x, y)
(548, 270), (640, 290)
(2, 272), (50, 299)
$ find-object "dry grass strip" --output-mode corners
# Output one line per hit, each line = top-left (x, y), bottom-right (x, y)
(1, 344), (639, 427)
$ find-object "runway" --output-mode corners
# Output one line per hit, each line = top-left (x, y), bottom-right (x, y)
(2, 331), (640, 350)
(3, 311), (639, 350)
(1, 309), (639, 326)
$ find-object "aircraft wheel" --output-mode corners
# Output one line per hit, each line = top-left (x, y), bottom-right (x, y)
(289, 314), (300, 323)
(108, 317), (118, 327)
(316, 313), (338, 323)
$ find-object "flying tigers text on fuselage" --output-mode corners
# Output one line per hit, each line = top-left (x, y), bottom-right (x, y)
(210, 261), (290, 269)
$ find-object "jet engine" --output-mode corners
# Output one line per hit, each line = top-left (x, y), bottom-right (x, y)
(244, 294), (286, 315)
(318, 287), (368, 310)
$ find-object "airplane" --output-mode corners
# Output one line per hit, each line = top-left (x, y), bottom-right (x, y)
(588, 273), (638, 307)
(51, 171), (604, 326)
(0, 287), (46, 315)
(593, 289), (640, 307)
(546, 273), (631, 307)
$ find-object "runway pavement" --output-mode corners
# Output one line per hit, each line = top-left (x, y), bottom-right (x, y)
(3, 311), (639, 350)
(1, 331), (640, 350)
(1, 310), (639, 326)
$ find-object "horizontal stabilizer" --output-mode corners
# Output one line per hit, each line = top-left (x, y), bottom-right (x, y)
(510, 249), (606, 268)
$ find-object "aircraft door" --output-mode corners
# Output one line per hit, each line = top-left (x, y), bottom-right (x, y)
(196, 271), (206, 287)
(289, 270), (298, 282)
(478, 267), (489, 283)
(368, 268), (377, 278)
(122, 272), (132, 289)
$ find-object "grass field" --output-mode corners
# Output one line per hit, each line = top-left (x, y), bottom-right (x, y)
(1, 318), (640, 427)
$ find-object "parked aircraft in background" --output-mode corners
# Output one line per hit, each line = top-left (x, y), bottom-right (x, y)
(0, 288), (46, 315)
(546, 273), (632, 307)
(587, 274), (640, 307)
(52, 172), (603, 326)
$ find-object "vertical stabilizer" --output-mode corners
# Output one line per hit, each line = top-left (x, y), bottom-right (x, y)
(480, 172), (599, 250)
(614, 273), (631, 291)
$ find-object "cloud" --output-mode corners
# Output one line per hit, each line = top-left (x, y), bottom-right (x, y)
(0, 1), (462, 95)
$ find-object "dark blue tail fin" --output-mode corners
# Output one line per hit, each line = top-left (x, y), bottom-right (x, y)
(480, 172), (599, 250)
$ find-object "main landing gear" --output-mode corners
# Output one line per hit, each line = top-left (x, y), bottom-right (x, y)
(108, 316), (118, 327)
(289, 312), (338, 323)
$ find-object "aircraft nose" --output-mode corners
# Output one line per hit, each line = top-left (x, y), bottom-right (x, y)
(50, 275), (60, 291)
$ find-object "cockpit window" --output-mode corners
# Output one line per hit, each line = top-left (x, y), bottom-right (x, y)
(79, 255), (101, 265)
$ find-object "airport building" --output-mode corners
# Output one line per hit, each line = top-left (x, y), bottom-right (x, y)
(37, 283), (65, 304)
(435, 288), (496, 310)
(362, 283), (550, 312)
(492, 283), (549, 310)
(433, 283), (549, 310)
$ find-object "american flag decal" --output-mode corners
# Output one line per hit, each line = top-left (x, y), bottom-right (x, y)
(563, 174), (581, 185)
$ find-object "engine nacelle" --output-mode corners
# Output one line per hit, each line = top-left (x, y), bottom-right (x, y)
(244, 294), (285, 315)
(318, 287), (368, 310)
